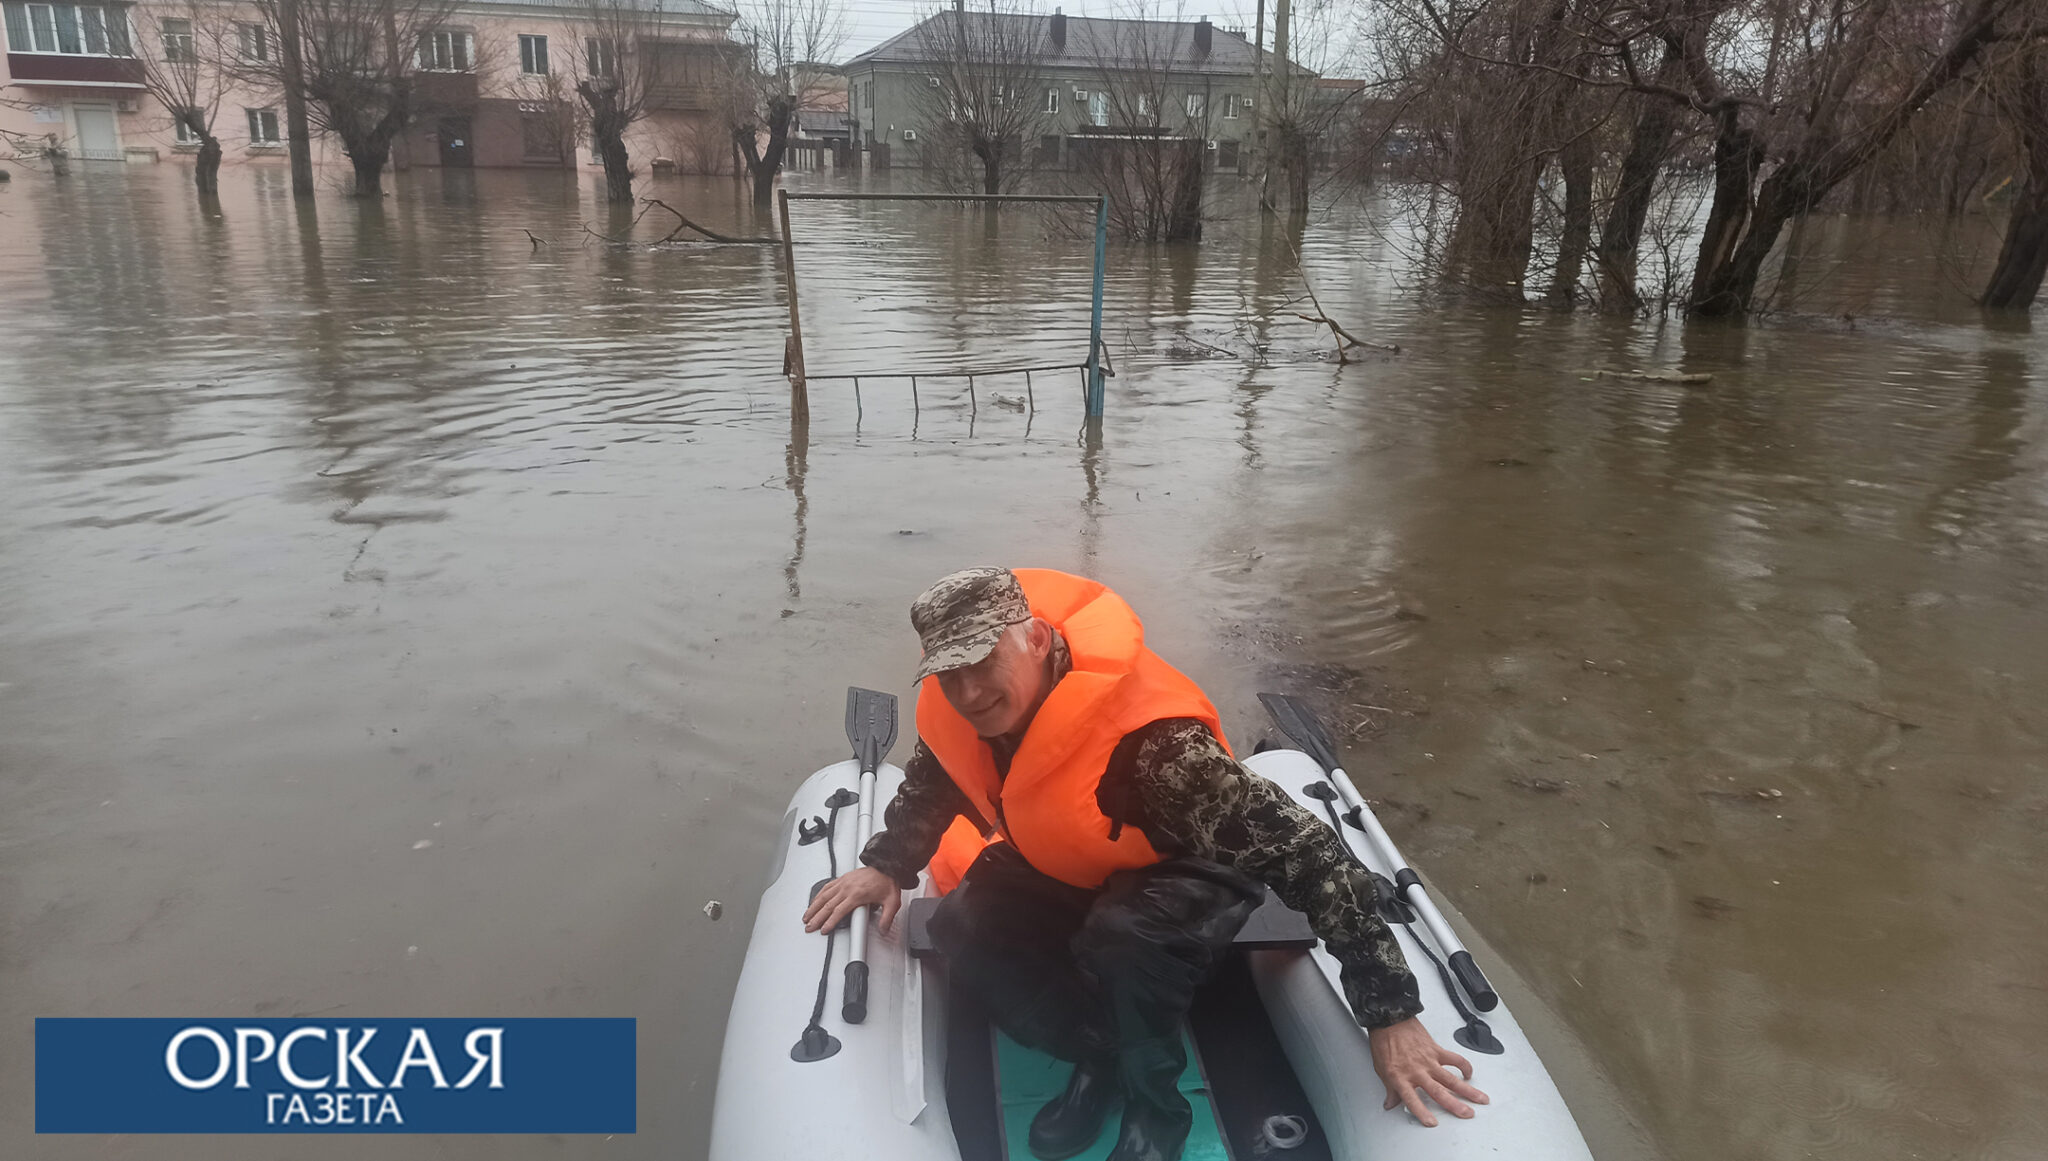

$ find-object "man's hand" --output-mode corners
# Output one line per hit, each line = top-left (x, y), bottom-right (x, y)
(1368, 1016), (1489, 1127)
(801, 866), (902, 936)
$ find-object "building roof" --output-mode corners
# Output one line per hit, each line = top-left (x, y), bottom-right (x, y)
(847, 12), (1273, 76)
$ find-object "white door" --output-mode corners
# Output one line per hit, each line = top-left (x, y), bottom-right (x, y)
(73, 104), (120, 161)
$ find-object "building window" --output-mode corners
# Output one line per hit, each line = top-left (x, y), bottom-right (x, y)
(1223, 93), (1240, 119)
(518, 33), (548, 74)
(417, 28), (472, 71)
(237, 22), (267, 61)
(160, 15), (193, 61)
(247, 107), (280, 144)
(585, 36), (615, 78)
(172, 107), (202, 144)
(1186, 92), (1205, 118)
(10, 2), (132, 55)
(1137, 93), (1151, 116)
(1043, 87), (1058, 114)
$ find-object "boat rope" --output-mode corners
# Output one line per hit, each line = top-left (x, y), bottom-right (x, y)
(1308, 783), (1502, 1056)
(790, 787), (860, 1063)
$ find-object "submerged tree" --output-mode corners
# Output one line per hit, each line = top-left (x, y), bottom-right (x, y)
(570, 0), (674, 203)
(911, 1), (1052, 194)
(1078, 12), (1213, 241)
(135, 3), (234, 194)
(257, 0), (456, 196)
(720, 0), (846, 206)
(1982, 37), (2048, 309)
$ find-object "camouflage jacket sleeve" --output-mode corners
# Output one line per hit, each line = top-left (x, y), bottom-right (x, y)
(859, 740), (976, 891)
(1100, 719), (1425, 1030)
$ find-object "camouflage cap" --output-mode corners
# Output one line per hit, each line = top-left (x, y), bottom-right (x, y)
(910, 567), (1033, 683)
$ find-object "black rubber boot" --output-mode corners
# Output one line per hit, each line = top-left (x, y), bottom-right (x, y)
(1028, 1057), (1121, 1160)
(1074, 859), (1264, 1161)
(1102, 1032), (1194, 1161)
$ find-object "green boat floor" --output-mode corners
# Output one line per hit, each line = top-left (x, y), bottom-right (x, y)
(993, 1029), (1229, 1161)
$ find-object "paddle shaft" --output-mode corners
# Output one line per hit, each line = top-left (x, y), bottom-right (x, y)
(842, 765), (880, 1023)
(1327, 765), (1498, 1012)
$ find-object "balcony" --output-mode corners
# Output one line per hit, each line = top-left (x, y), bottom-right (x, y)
(6, 53), (144, 88)
(414, 70), (478, 109)
(646, 82), (717, 112)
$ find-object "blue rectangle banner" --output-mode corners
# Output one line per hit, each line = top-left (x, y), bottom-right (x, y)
(37, 1017), (635, 1133)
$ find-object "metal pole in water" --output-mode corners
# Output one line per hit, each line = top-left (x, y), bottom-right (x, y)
(778, 190), (809, 421)
(1086, 195), (1108, 417)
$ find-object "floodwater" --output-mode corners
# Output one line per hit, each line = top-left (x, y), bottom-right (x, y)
(1, 163), (2043, 1161)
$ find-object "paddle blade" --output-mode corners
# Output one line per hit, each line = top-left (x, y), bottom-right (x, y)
(845, 687), (899, 773)
(1257, 692), (1341, 773)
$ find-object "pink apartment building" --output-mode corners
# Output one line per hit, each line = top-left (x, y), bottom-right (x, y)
(2, 0), (738, 177)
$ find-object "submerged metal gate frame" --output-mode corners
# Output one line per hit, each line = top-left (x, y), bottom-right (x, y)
(778, 191), (1113, 420)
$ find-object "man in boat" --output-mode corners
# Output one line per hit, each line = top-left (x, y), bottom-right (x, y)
(805, 567), (1487, 1161)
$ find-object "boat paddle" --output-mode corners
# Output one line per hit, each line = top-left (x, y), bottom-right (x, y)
(1258, 692), (1499, 1013)
(841, 686), (898, 1025)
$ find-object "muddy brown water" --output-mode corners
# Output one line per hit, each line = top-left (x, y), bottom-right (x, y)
(2, 165), (2043, 1160)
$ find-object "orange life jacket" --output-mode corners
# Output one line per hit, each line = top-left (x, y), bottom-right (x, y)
(917, 569), (1231, 890)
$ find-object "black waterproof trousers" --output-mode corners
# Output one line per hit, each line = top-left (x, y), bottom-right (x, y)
(927, 843), (1264, 1139)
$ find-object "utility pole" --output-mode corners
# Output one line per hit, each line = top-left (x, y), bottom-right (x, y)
(1265, 0), (1290, 210)
(1250, 0), (1263, 179)
(278, 0), (314, 197)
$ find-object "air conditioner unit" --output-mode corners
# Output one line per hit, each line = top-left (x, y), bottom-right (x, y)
(114, 98), (137, 113)
(1074, 88), (1087, 99)
(1241, 97), (1254, 108)
(902, 129), (918, 141)
(1206, 139), (1218, 150)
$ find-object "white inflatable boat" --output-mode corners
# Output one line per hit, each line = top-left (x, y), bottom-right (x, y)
(709, 691), (1596, 1161)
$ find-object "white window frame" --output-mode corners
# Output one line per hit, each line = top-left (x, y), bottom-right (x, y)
(237, 22), (267, 62)
(160, 15), (193, 62)
(246, 106), (280, 144)
(18, 2), (130, 55)
(1042, 87), (1058, 114)
(518, 32), (548, 75)
(1137, 93), (1151, 116)
(417, 27), (472, 72)
(1186, 92), (1205, 118)
(172, 108), (202, 144)
(1222, 93), (1240, 119)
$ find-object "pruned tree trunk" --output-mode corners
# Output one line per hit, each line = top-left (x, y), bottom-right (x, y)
(349, 149), (388, 197)
(981, 149), (1001, 196)
(195, 135), (222, 195)
(748, 98), (795, 206)
(580, 82), (636, 204)
(1548, 132), (1593, 307)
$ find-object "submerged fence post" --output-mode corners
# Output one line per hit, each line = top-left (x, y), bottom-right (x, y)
(778, 190), (809, 420)
(1085, 195), (1108, 418)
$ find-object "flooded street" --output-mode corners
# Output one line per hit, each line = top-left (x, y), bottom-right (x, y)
(3, 164), (2044, 1160)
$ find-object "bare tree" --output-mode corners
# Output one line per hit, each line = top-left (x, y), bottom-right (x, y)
(136, 3), (237, 195)
(1982, 35), (2048, 308)
(1076, 7), (1213, 241)
(257, 0), (457, 196)
(911, 1), (1052, 194)
(1388, 0), (2034, 315)
(721, 0), (847, 206)
(569, 0), (673, 203)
